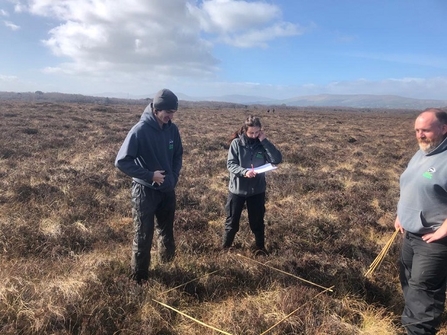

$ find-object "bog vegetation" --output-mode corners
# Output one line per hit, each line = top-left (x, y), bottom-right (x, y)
(1, 100), (446, 334)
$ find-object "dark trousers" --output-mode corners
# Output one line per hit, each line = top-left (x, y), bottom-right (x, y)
(223, 192), (266, 248)
(400, 232), (447, 335)
(131, 182), (176, 280)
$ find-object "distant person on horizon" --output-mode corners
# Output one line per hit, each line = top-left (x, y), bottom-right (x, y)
(115, 88), (183, 284)
(394, 108), (447, 334)
(222, 115), (282, 255)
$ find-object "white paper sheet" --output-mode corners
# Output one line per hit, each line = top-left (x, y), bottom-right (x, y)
(253, 163), (278, 173)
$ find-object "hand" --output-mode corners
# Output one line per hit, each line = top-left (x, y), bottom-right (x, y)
(422, 225), (447, 243)
(245, 166), (256, 178)
(152, 170), (166, 185)
(258, 130), (266, 141)
(394, 217), (404, 234)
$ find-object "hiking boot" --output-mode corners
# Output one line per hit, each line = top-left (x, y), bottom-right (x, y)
(251, 244), (269, 256)
(130, 272), (148, 285)
(253, 248), (269, 257)
(222, 231), (236, 249)
(221, 245), (234, 254)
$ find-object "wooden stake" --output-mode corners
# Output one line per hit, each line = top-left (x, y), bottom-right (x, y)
(364, 229), (399, 277)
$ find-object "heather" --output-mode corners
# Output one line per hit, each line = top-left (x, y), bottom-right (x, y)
(1, 101), (444, 334)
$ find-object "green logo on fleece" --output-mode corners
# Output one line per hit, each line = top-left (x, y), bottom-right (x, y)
(423, 167), (436, 179)
(423, 171), (432, 179)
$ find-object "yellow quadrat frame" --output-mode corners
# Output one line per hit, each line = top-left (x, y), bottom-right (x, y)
(153, 253), (335, 335)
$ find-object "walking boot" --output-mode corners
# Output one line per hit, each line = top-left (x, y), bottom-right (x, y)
(222, 231), (236, 249)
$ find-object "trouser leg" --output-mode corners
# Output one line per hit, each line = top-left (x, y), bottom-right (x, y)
(400, 232), (447, 335)
(223, 192), (245, 247)
(155, 190), (176, 263)
(130, 182), (158, 281)
(247, 192), (266, 249)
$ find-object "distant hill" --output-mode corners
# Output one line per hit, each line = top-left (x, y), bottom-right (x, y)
(195, 94), (276, 105)
(1, 91), (446, 109)
(0, 91), (149, 105)
(176, 93), (447, 109)
(0, 91), (244, 109)
(280, 94), (447, 109)
(196, 93), (447, 109)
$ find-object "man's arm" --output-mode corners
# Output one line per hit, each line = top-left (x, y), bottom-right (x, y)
(115, 131), (153, 181)
(172, 130), (183, 185)
(422, 218), (447, 243)
(394, 216), (404, 234)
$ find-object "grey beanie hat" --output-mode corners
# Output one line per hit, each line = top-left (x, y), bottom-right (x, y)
(152, 88), (178, 111)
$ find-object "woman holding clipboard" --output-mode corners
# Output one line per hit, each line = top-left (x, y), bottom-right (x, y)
(222, 115), (282, 255)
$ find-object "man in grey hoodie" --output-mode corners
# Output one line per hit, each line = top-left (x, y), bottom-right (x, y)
(394, 108), (447, 334)
(115, 88), (183, 284)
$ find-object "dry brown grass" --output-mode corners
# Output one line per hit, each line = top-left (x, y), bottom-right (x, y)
(0, 100), (443, 334)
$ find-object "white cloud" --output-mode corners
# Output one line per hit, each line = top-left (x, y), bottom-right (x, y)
(4, 20), (20, 30)
(10, 0), (299, 82)
(0, 74), (19, 82)
(222, 22), (302, 48)
(191, 0), (303, 47)
(22, 0), (217, 80)
(344, 51), (447, 70)
(333, 31), (357, 44)
(0, 9), (9, 16)
(198, 0), (281, 32)
(303, 77), (447, 100)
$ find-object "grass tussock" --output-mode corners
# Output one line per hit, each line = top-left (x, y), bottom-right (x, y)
(1, 101), (443, 334)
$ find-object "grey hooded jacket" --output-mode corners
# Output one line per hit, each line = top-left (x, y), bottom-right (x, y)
(115, 105), (183, 192)
(397, 137), (447, 234)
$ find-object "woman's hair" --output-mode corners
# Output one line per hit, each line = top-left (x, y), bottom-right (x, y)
(229, 115), (262, 142)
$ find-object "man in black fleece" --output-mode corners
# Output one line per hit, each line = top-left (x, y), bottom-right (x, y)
(115, 88), (183, 284)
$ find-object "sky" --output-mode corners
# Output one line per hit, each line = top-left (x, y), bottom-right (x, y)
(1, 0), (447, 100)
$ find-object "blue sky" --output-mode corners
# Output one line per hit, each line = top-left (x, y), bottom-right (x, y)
(1, 0), (447, 100)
